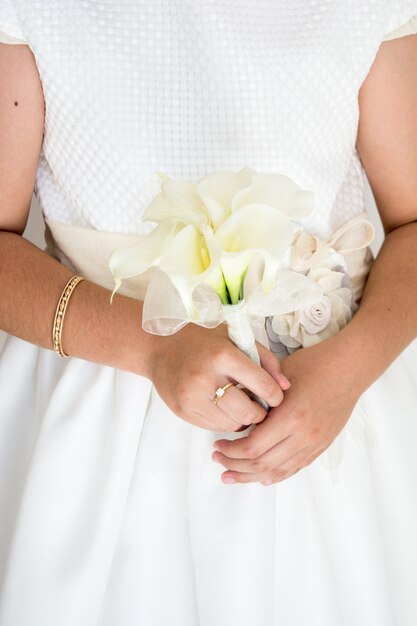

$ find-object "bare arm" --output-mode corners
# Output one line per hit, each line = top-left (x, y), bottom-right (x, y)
(0, 42), (286, 432)
(344, 31), (417, 389)
(0, 42), (155, 376)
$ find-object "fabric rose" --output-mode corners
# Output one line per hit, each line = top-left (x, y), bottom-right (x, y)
(267, 254), (354, 352)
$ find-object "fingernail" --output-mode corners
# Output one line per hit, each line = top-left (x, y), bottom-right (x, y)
(261, 479), (273, 485)
(213, 441), (222, 450)
(223, 476), (235, 484)
(279, 375), (291, 389)
(211, 452), (220, 463)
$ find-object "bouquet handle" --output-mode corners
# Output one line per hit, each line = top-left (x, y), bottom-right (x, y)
(221, 301), (269, 411)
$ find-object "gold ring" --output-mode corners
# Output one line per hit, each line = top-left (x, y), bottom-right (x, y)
(213, 382), (235, 405)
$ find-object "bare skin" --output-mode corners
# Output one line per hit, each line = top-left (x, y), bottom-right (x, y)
(212, 33), (417, 484)
(0, 42), (288, 435)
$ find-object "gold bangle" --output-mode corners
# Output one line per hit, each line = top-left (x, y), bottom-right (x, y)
(52, 275), (85, 358)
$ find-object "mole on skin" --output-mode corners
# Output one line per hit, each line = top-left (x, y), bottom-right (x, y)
(14, 101), (18, 106)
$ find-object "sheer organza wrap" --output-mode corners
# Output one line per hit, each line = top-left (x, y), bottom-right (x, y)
(142, 265), (323, 359)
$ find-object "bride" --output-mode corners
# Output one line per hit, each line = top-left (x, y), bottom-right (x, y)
(1, 2), (417, 625)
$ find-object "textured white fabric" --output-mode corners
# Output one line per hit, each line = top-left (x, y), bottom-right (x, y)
(0, 0), (25, 43)
(1, 2), (417, 626)
(2, 7), (417, 45)
(1, 1), (417, 238)
(382, 11), (417, 39)
(0, 31), (25, 44)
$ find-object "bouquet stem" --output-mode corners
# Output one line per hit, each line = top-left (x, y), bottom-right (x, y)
(221, 300), (269, 410)
(222, 300), (260, 364)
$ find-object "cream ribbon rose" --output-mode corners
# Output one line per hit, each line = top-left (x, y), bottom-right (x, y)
(266, 217), (375, 353)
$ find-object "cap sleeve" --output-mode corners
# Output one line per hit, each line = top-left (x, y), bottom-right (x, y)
(382, 12), (417, 41)
(0, 0), (27, 45)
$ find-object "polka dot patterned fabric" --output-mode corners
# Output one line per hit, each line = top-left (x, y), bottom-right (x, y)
(2, 0), (417, 238)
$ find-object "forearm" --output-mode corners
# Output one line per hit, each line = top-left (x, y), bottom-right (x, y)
(0, 231), (154, 377)
(335, 221), (417, 393)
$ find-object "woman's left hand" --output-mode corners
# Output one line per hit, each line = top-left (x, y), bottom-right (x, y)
(211, 335), (363, 485)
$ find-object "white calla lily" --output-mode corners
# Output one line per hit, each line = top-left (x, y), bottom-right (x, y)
(158, 224), (223, 318)
(195, 167), (256, 230)
(109, 219), (183, 300)
(202, 265), (229, 305)
(109, 167), (321, 371)
(143, 173), (208, 229)
(231, 172), (314, 219)
(214, 204), (296, 303)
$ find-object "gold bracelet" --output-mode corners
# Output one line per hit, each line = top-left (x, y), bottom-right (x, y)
(52, 275), (85, 358)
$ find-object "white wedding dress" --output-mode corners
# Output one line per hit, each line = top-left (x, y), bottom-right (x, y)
(1, 2), (417, 625)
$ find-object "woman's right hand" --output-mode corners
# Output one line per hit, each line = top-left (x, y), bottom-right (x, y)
(143, 321), (290, 432)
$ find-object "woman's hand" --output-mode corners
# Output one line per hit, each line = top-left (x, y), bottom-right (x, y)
(145, 322), (290, 433)
(211, 335), (362, 484)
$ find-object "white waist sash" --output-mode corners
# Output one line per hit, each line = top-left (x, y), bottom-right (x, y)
(44, 213), (376, 304)
(45, 219), (151, 300)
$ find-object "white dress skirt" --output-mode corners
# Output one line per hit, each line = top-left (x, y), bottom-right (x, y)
(1, 318), (417, 625)
(1, 1), (417, 625)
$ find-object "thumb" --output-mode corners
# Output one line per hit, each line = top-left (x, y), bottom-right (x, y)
(257, 343), (291, 391)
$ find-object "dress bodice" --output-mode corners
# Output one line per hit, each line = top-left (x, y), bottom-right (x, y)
(1, 0), (417, 239)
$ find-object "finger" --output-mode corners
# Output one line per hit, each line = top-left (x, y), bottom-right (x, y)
(257, 343), (291, 391)
(261, 451), (313, 485)
(219, 465), (293, 484)
(203, 380), (263, 432)
(212, 434), (297, 473)
(260, 447), (327, 485)
(182, 410), (227, 432)
(202, 394), (248, 432)
(204, 402), (245, 432)
(261, 467), (301, 485)
(269, 453), (307, 478)
(214, 383), (267, 426)
(213, 404), (292, 459)
(226, 349), (284, 408)
(277, 446), (327, 473)
(224, 445), (329, 486)
(220, 449), (306, 484)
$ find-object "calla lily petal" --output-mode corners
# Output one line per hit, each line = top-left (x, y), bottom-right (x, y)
(231, 172), (314, 219)
(143, 175), (207, 229)
(218, 250), (253, 304)
(144, 202), (208, 229)
(159, 225), (223, 318)
(109, 219), (183, 294)
(155, 170), (170, 183)
(203, 265), (229, 305)
(196, 167), (256, 230)
(215, 204), (296, 301)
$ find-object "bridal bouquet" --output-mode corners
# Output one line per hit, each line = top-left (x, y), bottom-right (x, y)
(109, 167), (374, 369)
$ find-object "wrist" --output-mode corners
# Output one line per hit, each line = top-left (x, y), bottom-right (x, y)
(115, 294), (157, 380)
(331, 309), (398, 396)
(296, 328), (369, 401)
(62, 282), (155, 378)
(327, 330), (370, 397)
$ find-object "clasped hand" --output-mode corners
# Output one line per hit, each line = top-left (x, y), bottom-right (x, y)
(212, 336), (360, 485)
(147, 323), (360, 486)
(147, 322), (289, 432)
